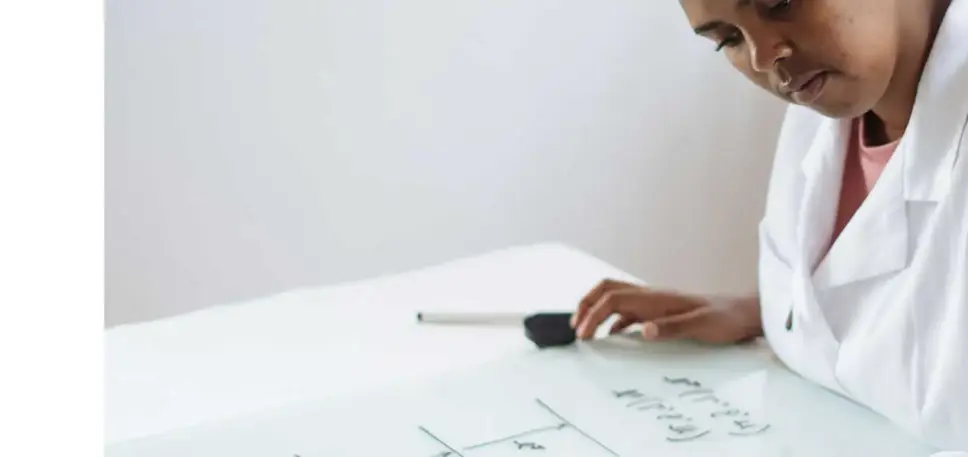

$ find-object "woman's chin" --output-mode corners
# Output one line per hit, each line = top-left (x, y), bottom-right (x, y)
(797, 80), (878, 119)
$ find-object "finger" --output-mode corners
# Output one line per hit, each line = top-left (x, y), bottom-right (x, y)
(642, 308), (708, 341)
(573, 279), (613, 328)
(576, 289), (639, 340)
(572, 279), (633, 328)
(608, 315), (637, 335)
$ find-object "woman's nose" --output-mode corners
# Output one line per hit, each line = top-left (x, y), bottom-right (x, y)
(747, 30), (793, 77)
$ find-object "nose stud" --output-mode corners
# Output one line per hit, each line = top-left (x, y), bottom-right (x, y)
(772, 42), (795, 87)
(776, 67), (793, 87)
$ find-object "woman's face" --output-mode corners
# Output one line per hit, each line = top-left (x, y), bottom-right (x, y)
(679, 0), (901, 118)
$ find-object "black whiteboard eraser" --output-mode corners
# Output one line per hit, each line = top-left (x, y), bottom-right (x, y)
(524, 312), (577, 348)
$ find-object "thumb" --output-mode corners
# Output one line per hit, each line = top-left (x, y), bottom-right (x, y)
(642, 309), (706, 341)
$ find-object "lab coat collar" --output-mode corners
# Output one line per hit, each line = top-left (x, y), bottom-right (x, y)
(901, 0), (968, 202)
(798, 0), (968, 291)
(797, 117), (850, 276)
(796, 117), (908, 293)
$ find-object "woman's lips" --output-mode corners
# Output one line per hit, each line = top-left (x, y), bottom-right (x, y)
(790, 72), (828, 105)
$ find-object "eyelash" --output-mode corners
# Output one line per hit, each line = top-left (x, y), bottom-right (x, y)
(768, 0), (793, 13)
(767, 0), (793, 17)
(716, 33), (742, 52)
(714, 0), (793, 52)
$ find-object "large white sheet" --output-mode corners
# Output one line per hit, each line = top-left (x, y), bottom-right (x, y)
(107, 338), (936, 456)
(106, 243), (641, 443)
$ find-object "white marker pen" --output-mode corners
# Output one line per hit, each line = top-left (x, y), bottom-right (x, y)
(415, 311), (577, 348)
(415, 311), (527, 326)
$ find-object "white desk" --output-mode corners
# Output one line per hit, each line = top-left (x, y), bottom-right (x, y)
(106, 243), (643, 444)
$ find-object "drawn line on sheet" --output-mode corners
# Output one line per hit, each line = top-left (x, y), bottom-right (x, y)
(463, 424), (567, 450)
(418, 426), (464, 457)
(533, 398), (621, 457)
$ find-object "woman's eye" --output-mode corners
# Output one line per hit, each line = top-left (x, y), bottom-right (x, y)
(715, 33), (743, 52)
(764, 0), (793, 17)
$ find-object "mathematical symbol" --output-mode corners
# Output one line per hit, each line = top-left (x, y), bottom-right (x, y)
(735, 419), (754, 429)
(710, 408), (745, 418)
(612, 389), (645, 399)
(729, 420), (771, 436)
(665, 424), (711, 442)
(733, 419), (762, 430)
(691, 394), (719, 404)
(513, 440), (545, 451)
(662, 377), (702, 388)
(678, 388), (714, 397)
(626, 396), (663, 408)
(668, 423), (699, 434)
(638, 402), (671, 411)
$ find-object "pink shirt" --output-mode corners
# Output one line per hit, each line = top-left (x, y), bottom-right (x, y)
(830, 116), (901, 244)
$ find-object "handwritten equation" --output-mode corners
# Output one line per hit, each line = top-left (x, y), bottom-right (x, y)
(291, 376), (769, 457)
(610, 376), (770, 442)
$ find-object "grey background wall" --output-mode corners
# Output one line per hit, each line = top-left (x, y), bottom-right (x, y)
(106, 0), (786, 326)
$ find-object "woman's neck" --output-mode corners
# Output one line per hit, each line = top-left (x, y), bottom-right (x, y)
(868, 0), (952, 145)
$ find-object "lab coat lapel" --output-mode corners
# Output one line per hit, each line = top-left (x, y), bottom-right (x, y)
(812, 1), (968, 290)
(901, 0), (968, 203)
(797, 117), (849, 276)
(790, 117), (848, 334)
(811, 158), (909, 290)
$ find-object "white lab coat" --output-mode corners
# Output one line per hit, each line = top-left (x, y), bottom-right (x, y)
(758, 0), (968, 453)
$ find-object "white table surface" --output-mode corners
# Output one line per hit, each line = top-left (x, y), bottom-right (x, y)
(106, 243), (643, 444)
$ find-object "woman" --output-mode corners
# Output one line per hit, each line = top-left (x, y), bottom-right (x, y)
(570, 0), (967, 452)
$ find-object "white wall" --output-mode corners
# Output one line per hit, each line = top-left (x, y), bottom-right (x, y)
(106, 0), (786, 326)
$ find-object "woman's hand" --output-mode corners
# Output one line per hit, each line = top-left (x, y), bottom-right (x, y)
(570, 279), (763, 344)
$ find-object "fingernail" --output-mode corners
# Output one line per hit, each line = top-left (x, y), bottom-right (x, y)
(569, 315), (577, 328)
(642, 322), (659, 340)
